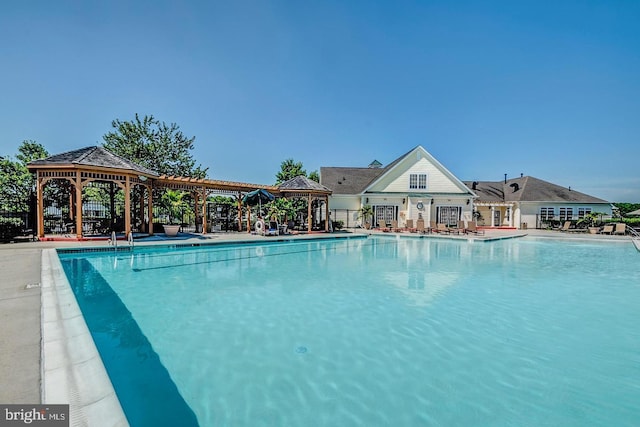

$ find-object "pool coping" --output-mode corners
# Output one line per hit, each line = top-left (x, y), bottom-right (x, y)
(41, 248), (129, 427)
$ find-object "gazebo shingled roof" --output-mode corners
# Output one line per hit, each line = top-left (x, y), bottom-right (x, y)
(278, 175), (332, 194)
(28, 146), (160, 177)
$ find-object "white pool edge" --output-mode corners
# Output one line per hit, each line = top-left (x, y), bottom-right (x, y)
(41, 249), (129, 427)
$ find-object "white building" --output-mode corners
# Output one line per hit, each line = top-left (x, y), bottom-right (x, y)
(321, 146), (476, 228)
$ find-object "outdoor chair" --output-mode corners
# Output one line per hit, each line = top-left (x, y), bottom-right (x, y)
(451, 221), (466, 234)
(378, 220), (391, 232)
(559, 221), (572, 232)
(614, 223), (626, 235)
(391, 220), (401, 232)
(599, 225), (614, 235)
(465, 222), (485, 235)
(435, 223), (450, 234)
(405, 219), (417, 233)
(416, 219), (426, 234)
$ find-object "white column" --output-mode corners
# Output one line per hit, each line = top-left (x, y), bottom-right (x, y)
(490, 206), (495, 227)
(508, 206), (513, 227)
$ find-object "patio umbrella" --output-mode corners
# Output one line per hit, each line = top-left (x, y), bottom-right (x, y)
(242, 189), (275, 213)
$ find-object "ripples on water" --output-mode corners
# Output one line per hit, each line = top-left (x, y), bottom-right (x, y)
(61, 237), (640, 427)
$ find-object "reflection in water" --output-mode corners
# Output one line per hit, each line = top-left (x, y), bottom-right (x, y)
(375, 238), (466, 306)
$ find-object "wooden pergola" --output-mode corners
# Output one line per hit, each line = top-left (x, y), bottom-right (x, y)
(27, 146), (281, 239)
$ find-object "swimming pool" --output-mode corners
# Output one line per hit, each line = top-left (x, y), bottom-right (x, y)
(58, 236), (640, 426)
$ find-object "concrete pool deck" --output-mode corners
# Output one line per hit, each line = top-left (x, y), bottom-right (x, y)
(0, 228), (634, 421)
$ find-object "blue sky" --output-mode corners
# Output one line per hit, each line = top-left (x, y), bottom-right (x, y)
(1, 1), (639, 201)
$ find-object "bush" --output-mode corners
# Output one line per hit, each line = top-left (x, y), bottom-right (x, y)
(604, 218), (640, 227)
(0, 217), (24, 241)
(332, 220), (344, 230)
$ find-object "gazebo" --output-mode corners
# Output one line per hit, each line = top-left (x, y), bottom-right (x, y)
(278, 175), (333, 232)
(27, 146), (281, 239)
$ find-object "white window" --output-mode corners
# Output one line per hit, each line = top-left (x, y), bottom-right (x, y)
(540, 207), (554, 221)
(578, 207), (592, 218)
(409, 174), (427, 189)
(559, 207), (573, 221)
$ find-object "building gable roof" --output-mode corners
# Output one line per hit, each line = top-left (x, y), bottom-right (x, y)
(321, 145), (472, 195)
(28, 146), (159, 177)
(365, 146), (472, 195)
(320, 166), (385, 195)
(466, 176), (609, 204)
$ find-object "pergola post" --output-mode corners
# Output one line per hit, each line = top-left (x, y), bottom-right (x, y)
(148, 185), (154, 236)
(139, 188), (145, 233)
(325, 195), (330, 231)
(36, 174), (44, 239)
(237, 195), (243, 232)
(201, 190), (207, 234)
(75, 171), (83, 239)
(194, 191), (199, 232)
(124, 176), (131, 237)
(247, 204), (252, 234)
(307, 194), (312, 232)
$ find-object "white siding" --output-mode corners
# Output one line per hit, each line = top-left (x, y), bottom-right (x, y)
(328, 195), (361, 210)
(369, 158), (464, 194)
(519, 202), (612, 228)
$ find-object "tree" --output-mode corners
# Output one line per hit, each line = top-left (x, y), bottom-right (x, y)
(614, 203), (640, 217)
(0, 141), (48, 213)
(267, 197), (296, 224)
(16, 140), (48, 164)
(160, 189), (188, 224)
(358, 205), (374, 229)
(103, 113), (208, 178)
(275, 159), (306, 184)
(308, 170), (320, 183)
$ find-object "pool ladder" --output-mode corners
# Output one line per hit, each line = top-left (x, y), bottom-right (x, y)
(627, 226), (640, 252)
(108, 232), (134, 250)
(108, 231), (118, 251)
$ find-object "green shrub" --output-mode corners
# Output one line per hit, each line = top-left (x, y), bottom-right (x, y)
(332, 220), (344, 230)
(0, 217), (24, 241)
(603, 218), (640, 226)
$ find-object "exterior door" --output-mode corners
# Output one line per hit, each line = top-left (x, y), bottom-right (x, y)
(493, 209), (501, 227)
(375, 205), (396, 226)
(437, 206), (460, 226)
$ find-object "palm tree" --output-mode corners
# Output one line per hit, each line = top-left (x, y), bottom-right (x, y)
(358, 205), (374, 229)
(161, 189), (188, 225)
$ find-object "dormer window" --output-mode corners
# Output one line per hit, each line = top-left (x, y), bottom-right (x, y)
(409, 174), (427, 189)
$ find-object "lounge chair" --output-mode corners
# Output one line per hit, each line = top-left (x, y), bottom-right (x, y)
(451, 221), (465, 234)
(405, 219), (417, 233)
(434, 223), (450, 234)
(416, 219), (426, 234)
(614, 223), (626, 235)
(465, 222), (485, 235)
(559, 221), (572, 232)
(391, 220), (401, 232)
(378, 220), (391, 232)
(599, 225), (614, 235)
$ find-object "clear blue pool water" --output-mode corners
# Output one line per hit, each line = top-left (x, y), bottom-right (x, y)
(59, 236), (640, 427)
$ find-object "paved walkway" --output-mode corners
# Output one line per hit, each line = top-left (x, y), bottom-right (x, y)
(0, 228), (633, 404)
